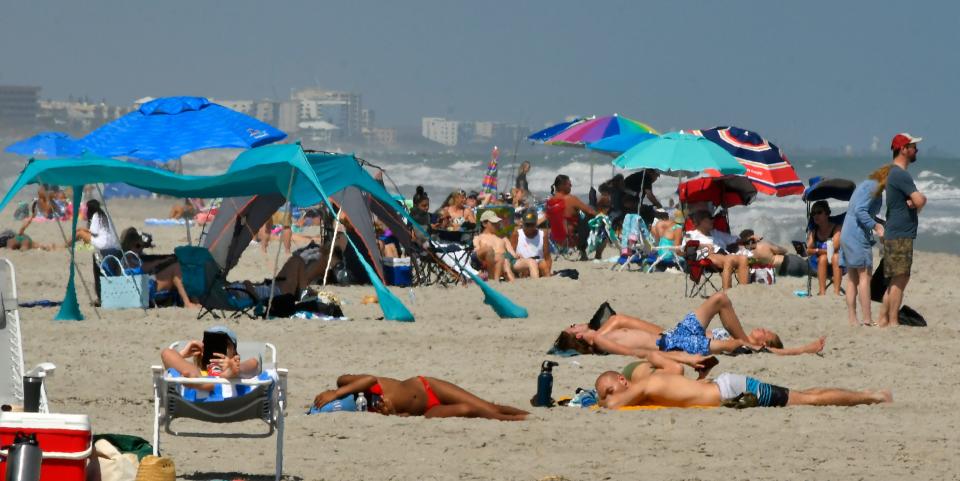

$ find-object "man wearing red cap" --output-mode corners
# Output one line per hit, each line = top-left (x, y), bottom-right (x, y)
(878, 133), (927, 327)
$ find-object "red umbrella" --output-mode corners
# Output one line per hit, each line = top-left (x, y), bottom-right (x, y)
(678, 175), (757, 208)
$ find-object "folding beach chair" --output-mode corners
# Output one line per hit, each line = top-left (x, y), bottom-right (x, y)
(426, 228), (478, 286)
(681, 241), (721, 298)
(545, 198), (581, 260)
(174, 246), (262, 319)
(0, 258), (55, 412)
(151, 341), (287, 481)
(793, 178), (856, 296)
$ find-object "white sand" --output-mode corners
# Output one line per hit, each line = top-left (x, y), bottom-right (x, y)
(8, 199), (959, 480)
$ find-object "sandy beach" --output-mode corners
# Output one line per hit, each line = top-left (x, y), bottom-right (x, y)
(7, 198), (959, 480)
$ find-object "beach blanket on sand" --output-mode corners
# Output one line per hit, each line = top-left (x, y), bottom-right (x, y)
(144, 218), (195, 226)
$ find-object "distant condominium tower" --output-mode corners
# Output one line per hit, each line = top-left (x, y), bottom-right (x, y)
(0, 85), (41, 134)
(292, 88), (363, 140)
(422, 117), (460, 146)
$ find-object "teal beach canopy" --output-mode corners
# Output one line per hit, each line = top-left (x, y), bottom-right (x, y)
(0, 144), (528, 320)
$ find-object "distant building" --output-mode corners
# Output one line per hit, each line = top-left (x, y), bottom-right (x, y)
(366, 127), (397, 147)
(214, 99), (254, 115)
(37, 98), (133, 135)
(278, 101), (300, 134)
(0, 85), (41, 133)
(292, 88), (363, 140)
(298, 119), (339, 145)
(422, 117), (460, 146)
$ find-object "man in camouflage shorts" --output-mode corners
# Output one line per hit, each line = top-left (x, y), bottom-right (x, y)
(879, 133), (927, 327)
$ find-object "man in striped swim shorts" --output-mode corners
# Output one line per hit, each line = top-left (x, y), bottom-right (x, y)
(595, 369), (892, 409)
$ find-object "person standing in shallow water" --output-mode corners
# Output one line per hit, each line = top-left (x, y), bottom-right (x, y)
(877, 133), (927, 328)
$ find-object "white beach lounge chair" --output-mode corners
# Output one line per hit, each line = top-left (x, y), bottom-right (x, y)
(151, 341), (288, 481)
(0, 258), (55, 412)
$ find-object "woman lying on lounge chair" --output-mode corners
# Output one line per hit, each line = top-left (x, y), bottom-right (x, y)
(313, 374), (529, 421)
(160, 326), (261, 393)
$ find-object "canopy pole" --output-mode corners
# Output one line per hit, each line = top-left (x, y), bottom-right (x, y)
(266, 167), (297, 318)
(51, 213), (100, 319)
(321, 205), (343, 287)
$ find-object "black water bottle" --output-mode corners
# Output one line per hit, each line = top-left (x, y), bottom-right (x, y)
(534, 361), (559, 407)
(4, 431), (42, 481)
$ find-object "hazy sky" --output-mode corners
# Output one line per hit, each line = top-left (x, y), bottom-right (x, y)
(2, 0), (958, 153)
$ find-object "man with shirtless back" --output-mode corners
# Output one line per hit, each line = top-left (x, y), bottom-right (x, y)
(595, 367), (891, 409)
(560, 291), (826, 357)
(313, 374), (528, 421)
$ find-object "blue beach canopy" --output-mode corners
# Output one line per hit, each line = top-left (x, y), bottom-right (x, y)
(5, 132), (84, 158)
(0, 144), (527, 320)
(78, 96), (287, 161)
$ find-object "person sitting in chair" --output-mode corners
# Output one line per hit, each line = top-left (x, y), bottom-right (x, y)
(509, 210), (552, 278)
(160, 326), (261, 394)
(120, 227), (198, 309)
(683, 210), (749, 290)
(473, 210), (517, 282)
(806, 200), (843, 296)
(312, 373), (528, 421)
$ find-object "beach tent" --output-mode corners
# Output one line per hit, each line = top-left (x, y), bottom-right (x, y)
(202, 151), (420, 283)
(0, 144), (527, 320)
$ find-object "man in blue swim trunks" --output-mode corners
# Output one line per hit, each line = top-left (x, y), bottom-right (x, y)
(595, 368), (892, 409)
(562, 292), (826, 357)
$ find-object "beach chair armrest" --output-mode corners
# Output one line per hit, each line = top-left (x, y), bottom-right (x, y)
(161, 375), (275, 387)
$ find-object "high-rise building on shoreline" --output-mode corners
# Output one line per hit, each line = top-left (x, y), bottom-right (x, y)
(0, 85), (41, 134)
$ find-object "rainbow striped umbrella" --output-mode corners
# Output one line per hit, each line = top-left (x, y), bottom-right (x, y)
(482, 145), (499, 194)
(545, 114), (658, 147)
(527, 117), (588, 142)
(688, 126), (804, 197)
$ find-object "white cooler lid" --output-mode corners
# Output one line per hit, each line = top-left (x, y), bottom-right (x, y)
(0, 412), (90, 431)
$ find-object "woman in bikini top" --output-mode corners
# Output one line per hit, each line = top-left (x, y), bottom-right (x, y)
(312, 374), (528, 421)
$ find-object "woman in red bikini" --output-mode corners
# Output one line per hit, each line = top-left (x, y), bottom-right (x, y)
(312, 374), (529, 421)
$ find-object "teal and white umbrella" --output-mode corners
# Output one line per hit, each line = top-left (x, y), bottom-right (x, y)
(613, 131), (745, 177)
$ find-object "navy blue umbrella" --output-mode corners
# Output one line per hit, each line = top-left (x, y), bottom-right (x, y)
(79, 96), (286, 161)
(5, 132), (84, 157)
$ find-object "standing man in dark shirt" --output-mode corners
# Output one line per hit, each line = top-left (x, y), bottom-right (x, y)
(878, 133), (927, 327)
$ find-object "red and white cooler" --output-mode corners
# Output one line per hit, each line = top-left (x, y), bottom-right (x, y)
(0, 412), (91, 481)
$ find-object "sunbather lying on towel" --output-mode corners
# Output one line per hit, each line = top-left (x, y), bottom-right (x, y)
(313, 374), (529, 421)
(556, 291), (826, 357)
(595, 366), (891, 409)
(160, 326), (261, 394)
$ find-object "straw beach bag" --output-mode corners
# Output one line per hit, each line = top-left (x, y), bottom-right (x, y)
(134, 455), (175, 481)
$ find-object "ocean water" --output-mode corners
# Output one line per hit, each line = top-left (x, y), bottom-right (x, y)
(356, 147), (960, 256)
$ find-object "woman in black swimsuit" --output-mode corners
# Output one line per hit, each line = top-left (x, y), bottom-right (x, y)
(805, 200), (842, 296)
